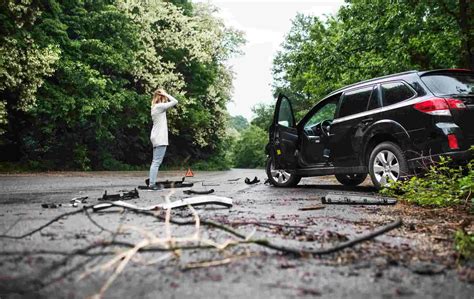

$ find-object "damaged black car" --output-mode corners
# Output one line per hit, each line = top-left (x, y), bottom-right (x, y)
(266, 69), (474, 189)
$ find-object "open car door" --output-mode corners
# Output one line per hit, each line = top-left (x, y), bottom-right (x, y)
(269, 94), (298, 169)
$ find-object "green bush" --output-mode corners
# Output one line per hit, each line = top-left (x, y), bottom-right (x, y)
(455, 230), (474, 260)
(380, 156), (473, 207)
(191, 156), (232, 171)
(232, 125), (267, 168)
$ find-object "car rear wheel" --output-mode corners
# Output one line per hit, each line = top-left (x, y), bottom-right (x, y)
(369, 142), (408, 189)
(265, 156), (301, 187)
(335, 173), (367, 186)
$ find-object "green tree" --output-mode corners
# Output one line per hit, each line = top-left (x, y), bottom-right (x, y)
(0, 0), (245, 170)
(0, 1), (60, 139)
(229, 115), (249, 132)
(250, 103), (274, 131)
(233, 125), (267, 168)
(273, 0), (472, 112)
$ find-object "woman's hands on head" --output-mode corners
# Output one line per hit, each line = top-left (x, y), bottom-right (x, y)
(157, 89), (169, 97)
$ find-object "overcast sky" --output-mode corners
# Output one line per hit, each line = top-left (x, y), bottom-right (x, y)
(193, 0), (344, 120)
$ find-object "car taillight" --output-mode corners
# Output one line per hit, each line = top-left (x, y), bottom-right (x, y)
(413, 98), (451, 116)
(413, 98), (466, 116)
(447, 134), (459, 149)
(446, 98), (467, 109)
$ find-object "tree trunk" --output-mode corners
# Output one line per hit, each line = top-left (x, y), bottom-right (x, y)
(459, 0), (474, 69)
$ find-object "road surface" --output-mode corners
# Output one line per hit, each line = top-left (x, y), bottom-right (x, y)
(0, 169), (472, 298)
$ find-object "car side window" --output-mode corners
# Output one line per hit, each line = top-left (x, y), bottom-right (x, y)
(367, 85), (381, 111)
(381, 82), (415, 106)
(338, 86), (373, 118)
(304, 102), (338, 129)
(277, 97), (295, 127)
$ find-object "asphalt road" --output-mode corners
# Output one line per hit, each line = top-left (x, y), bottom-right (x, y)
(0, 169), (472, 298)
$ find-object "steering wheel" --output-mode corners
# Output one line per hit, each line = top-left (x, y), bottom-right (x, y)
(318, 119), (332, 137)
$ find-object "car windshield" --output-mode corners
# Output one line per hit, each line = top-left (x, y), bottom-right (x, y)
(421, 72), (474, 96)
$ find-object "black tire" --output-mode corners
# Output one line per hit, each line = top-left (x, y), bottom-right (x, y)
(335, 173), (367, 186)
(368, 142), (408, 190)
(265, 156), (301, 187)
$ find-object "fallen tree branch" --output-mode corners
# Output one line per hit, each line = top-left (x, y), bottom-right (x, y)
(84, 207), (113, 233)
(0, 208), (88, 239)
(249, 218), (402, 256)
(181, 252), (257, 270)
(220, 220), (307, 229)
(89, 205), (402, 256)
(0, 203), (402, 257)
(0, 215), (401, 259)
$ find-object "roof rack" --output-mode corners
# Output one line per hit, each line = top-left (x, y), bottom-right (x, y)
(418, 68), (473, 76)
(330, 70), (418, 95)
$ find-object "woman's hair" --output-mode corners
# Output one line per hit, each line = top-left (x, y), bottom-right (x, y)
(151, 89), (167, 106)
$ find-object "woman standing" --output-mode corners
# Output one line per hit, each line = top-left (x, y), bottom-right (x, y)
(148, 89), (178, 190)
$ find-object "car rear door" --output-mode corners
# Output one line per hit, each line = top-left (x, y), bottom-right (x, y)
(330, 85), (377, 167)
(269, 94), (298, 169)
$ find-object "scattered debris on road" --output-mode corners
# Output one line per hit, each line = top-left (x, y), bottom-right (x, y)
(183, 189), (215, 195)
(93, 195), (233, 212)
(70, 196), (88, 204)
(299, 205), (325, 211)
(245, 176), (260, 184)
(410, 262), (446, 275)
(41, 203), (62, 209)
(202, 182), (220, 187)
(227, 178), (241, 181)
(98, 188), (139, 201)
(142, 177), (194, 189)
(0, 194), (403, 298)
(322, 192), (397, 205)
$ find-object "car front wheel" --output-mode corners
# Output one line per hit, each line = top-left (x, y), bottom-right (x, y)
(335, 173), (367, 186)
(368, 142), (408, 189)
(265, 156), (301, 187)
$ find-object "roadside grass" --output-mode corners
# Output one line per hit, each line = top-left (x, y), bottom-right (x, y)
(380, 148), (474, 261)
(380, 157), (473, 208)
(0, 162), (33, 173)
(0, 159), (235, 173)
(455, 230), (474, 260)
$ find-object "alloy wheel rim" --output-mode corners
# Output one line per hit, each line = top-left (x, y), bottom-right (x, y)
(373, 150), (400, 186)
(270, 161), (291, 184)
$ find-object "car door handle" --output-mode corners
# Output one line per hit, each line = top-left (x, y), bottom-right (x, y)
(361, 118), (373, 124)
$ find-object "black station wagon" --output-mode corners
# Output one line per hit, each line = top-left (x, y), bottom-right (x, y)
(265, 69), (474, 189)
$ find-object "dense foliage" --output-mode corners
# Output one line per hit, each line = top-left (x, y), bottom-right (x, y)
(229, 115), (249, 132)
(233, 125), (267, 168)
(0, 0), (244, 170)
(273, 0), (473, 116)
(455, 229), (474, 260)
(380, 156), (473, 207)
(1, 0), (472, 170)
(241, 0), (473, 169)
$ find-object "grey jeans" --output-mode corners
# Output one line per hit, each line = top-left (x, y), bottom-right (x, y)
(149, 145), (167, 186)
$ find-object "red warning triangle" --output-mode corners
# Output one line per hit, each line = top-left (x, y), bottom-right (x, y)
(185, 167), (194, 177)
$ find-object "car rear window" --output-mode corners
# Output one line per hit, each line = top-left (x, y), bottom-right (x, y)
(338, 86), (373, 118)
(381, 82), (415, 106)
(421, 73), (474, 96)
